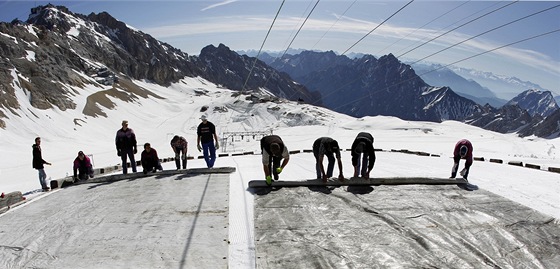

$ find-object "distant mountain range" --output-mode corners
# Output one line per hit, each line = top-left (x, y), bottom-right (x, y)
(0, 4), (558, 138)
(256, 50), (559, 137)
(408, 63), (507, 107)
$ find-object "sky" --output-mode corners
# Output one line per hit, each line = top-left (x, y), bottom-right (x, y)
(0, 74), (559, 267)
(0, 0), (559, 93)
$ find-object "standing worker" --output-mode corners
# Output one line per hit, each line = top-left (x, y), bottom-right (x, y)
(115, 120), (137, 174)
(32, 137), (51, 191)
(197, 115), (219, 168)
(260, 135), (290, 185)
(351, 132), (376, 179)
(313, 137), (344, 182)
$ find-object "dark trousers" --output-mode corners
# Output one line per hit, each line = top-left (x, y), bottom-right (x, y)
(267, 156), (282, 180)
(355, 153), (369, 177)
(451, 156), (470, 179)
(202, 142), (216, 168)
(121, 148), (137, 174)
(142, 159), (162, 172)
(75, 166), (93, 180)
(313, 148), (335, 179)
(174, 147), (187, 169)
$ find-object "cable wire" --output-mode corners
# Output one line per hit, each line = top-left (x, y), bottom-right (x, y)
(241, 0), (286, 92)
(342, 0), (415, 56)
(311, 0), (358, 50)
(278, 0), (321, 60)
(409, 3), (560, 66)
(397, 0), (519, 58)
(330, 28), (560, 112)
(377, 0), (471, 55)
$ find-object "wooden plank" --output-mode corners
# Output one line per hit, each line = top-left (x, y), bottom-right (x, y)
(248, 177), (467, 188)
(67, 167), (237, 186)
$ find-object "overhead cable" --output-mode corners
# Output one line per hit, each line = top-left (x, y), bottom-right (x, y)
(330, 28), (560, 111)
(311, 0), (358, 50)
(409, 3), (560, 66)
(278, 0), (321, 60)
(342, 0), (415, 56)
(241, 0), (286, 92)
(261, 0), (320, 91)
(377, 0), (471, 55)
(396, 0), (519, 58)
(393, 1), (503, 56)
(417, 28), (560, 78)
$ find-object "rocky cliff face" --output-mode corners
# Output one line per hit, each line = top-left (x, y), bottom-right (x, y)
(466, 104), (538, 134)
(0, 4), (318, 127)
(261, 50), (558, 138)
(264, 51), (481, 122)
(505, 89), (559, 118)
(197, 44), (321, 105)
(519, 109), (560, 138)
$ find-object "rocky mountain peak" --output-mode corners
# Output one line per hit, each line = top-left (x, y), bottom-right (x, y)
(506, 89), (559, 117)
(0, 5), (319, 130)
(27, 4), (76, 33)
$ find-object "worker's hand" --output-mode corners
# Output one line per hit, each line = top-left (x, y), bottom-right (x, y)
(265, 175), (272, 185)
(459, 168), (466, 177)
(216, 143), (219, 150)
(117, 150), (121, 157)
(197, 145), (202, 152)
(133, 148), (137, 154)
(276, 167), (283, 174)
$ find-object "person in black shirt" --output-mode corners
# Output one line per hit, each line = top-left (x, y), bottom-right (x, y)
(260, 135), (290, 185)
(313, 137), (344, 182)
(196, 115), (219, 168)
(351, 132), (376, 179)
(32, 137), (51, 191)
(115, 120), (137, 174)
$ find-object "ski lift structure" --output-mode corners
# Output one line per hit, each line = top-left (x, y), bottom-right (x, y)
(220, 130), (272, 152)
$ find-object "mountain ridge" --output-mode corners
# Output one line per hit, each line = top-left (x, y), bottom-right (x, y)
(0, 4), (557, 138)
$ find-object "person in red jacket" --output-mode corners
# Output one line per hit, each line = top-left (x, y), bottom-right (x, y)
(141, 143), (163, 174)
(73, 151), (94, 182)
(450, 139), (473, 180)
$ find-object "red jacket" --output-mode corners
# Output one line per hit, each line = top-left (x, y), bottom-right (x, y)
(453, 139), (473, 166)
(141, 148), (159, 166)
(73, 155), (93, 170)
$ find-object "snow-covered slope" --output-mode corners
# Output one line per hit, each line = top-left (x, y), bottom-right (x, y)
(1, 76), (559, 269)
(1, 76), (558, 194)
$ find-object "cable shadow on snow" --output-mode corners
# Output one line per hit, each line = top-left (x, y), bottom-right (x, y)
(178, 174), (212, 269)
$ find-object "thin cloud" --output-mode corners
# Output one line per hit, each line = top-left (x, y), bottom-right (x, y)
(143, 14), (558, 78)
(201, 0), (238, 12)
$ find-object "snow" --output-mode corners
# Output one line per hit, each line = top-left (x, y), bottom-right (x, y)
(0, 76), (559, 268)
